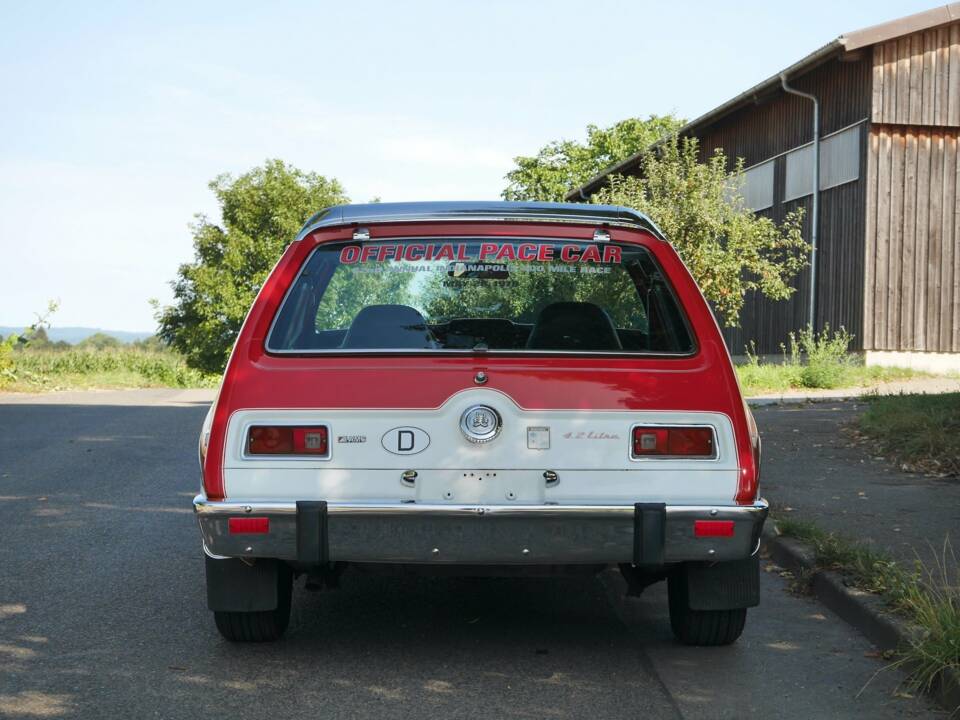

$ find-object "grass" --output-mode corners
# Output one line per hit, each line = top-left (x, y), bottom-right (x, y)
(0, 348), (218, 392)
(858, 393), (960, 478)
(736, 361), (923, 394)
(776, 516), (960, 701)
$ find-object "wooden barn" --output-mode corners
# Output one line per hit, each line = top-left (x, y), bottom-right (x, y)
(568, 4), (960, 371)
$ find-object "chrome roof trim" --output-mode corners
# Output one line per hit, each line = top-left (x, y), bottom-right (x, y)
(295, 201), (667, 242)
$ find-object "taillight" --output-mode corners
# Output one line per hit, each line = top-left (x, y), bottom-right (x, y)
(247, 426), (328, 456)
(632, 426), (714, 457)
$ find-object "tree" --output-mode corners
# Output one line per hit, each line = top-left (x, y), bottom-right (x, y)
(156, 160), (348, 373)
(131, 335), (166, 352)
(26, 327), (51, 349)
(77, 332), (122, 350)
(502, 115), (684, 202)
(420, 262), (643, 329)
(593, 135), (808, 326)
(314, 270), (412, 331)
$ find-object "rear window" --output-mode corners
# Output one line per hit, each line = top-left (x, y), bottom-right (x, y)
(267, 238), (694, 354)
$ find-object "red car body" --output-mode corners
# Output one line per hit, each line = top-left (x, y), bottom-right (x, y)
(194, 202), (766, 645)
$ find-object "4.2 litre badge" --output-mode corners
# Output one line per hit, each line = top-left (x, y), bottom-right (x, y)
(459, 405), (502, 444)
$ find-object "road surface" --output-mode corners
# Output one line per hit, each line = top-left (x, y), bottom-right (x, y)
(0, 390), (941, 718)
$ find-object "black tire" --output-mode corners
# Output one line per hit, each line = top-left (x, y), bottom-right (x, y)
(667, 571), (747, 646)
(213, 564), (293, 642)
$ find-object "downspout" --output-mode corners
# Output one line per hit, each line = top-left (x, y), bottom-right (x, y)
(780, 72), (819, 332)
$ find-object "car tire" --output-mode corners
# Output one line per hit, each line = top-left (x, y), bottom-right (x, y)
(667, 572), (747, 646)
(213, 564), (293, 642)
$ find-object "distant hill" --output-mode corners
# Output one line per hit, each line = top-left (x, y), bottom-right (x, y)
(0, 326), (154, 344)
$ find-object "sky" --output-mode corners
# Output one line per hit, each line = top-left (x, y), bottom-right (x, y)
(0, 0), (939, 332)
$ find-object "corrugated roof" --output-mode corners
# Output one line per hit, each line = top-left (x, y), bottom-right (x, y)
(566, 3), (960, 201)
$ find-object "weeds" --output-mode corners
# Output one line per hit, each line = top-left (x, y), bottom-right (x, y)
(736, 324), (924, 393)
(858, 393), (960, 478)
(776, 517), (959, 702)
(790, 324), (854, 389)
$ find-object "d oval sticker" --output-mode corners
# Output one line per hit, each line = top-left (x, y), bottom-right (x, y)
(381, 426), (430, 455)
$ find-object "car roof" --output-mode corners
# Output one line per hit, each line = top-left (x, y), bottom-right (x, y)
(296, 201), (666, 242)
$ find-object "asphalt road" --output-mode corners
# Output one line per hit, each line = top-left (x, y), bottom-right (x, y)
(755, 401), (960, 571)
(0, 390), (942, 719)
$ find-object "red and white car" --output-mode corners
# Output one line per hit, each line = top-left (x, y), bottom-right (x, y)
(194, 201), (766, 644)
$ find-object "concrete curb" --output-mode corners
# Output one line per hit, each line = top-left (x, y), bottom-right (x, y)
(746, 394), (867, 406)
(761, 525), (960, 714)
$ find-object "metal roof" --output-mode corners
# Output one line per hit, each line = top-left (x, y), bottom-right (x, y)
(296, 201), (666, 241)
(566, 3), (960, 201)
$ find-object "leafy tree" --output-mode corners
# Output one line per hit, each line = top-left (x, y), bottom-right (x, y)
(131, 335), (166, 352)
(157, 160), (348, 372)
(593, 135), (808, 325)
(315, 269), (412, 330)
(420, 262), (643, 329)
(77, 332), (122, 350)
(502, 115), (684, 202)
(26, 327), (51, 349)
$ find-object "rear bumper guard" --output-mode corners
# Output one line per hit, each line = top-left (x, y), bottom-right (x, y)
(194, 496), (767, 565)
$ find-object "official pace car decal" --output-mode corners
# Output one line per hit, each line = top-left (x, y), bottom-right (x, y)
(338, 242), (622, 265)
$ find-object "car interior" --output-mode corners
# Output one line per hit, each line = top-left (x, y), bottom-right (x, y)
(282, 301), (679, 352)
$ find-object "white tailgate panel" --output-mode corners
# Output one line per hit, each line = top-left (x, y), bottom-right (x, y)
(223, 388), (740, 505)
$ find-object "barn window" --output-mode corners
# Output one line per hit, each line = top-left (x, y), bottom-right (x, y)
(784, 144), (814, 202)
(739, 160), (774, 211)
(784, 124), (860, 202)
(819, 124), (860, 191)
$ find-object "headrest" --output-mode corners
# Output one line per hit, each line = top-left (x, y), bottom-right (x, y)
(341, 305), (436, 349)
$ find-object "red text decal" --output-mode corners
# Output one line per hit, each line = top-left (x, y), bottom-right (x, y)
(338, 243), (622, 264)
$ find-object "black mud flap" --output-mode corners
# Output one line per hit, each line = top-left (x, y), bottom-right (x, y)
(296, 500), (328, 564)
(205, 555), (280, 612)
(681, 554), (760, 611)
(633, 502), (666, 566)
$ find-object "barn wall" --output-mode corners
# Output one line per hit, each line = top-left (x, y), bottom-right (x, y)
(578, 20), (960, 357)
(863, 21), (960, 354)
(863, 125), (960, 352)
(871, 22), (960, 127)
(718, 126), (868, 355)
(692, 55), (872, 354)
(696, 54), (872, 167)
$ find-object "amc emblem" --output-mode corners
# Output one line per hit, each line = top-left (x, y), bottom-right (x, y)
(459, 405), (502, 444)
(381, 426), (430, 455)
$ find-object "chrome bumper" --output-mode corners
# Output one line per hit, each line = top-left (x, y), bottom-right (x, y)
(194, 496), (768, 565)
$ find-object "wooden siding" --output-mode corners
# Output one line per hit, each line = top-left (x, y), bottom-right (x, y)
(696, 54), (872, 168)
(864, 125), (960, 352)
(691, 54), (872, 354)
(871, 22), (960, 127)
